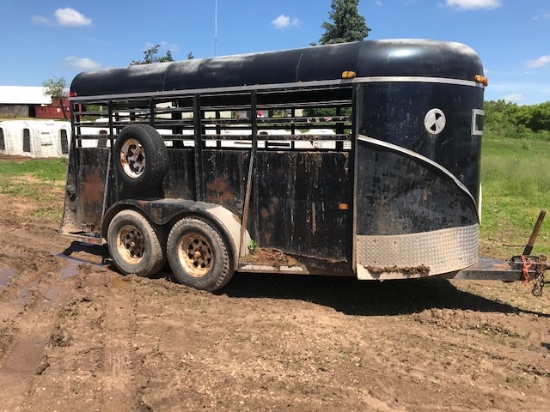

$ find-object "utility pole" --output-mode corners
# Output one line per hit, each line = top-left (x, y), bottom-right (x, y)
(214, 0), (218, 56)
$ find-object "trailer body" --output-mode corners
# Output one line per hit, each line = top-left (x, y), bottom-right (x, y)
(60, 39), (491, 290)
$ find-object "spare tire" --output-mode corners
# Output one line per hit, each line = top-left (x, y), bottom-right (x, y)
(114, 124), (168, 187)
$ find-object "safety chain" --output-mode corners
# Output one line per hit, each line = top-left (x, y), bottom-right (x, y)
(521, 255), (532, 284)
(532, 255), (547, 297)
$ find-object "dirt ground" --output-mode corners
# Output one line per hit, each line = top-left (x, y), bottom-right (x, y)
(0, 186), (549, 411)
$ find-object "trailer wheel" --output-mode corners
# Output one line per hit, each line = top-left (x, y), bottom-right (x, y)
(107, 209), (166, 277)
(167, 217), (233, 291)
(114, 124), (168, 187)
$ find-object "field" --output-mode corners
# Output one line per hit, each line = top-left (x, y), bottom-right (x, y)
(480, 138), (550, 258)
(0, 138), (549, 411)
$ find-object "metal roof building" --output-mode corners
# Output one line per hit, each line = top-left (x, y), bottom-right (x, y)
(0, 86), (52, 118)
(0, 86), (51, 105)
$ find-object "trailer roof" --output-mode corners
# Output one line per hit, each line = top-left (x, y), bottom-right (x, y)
(70, 39), (484, 98)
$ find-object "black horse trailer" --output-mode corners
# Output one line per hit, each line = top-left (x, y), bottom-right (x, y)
(59, 39), (548, 293)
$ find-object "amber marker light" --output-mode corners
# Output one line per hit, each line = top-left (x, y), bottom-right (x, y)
(475, 75), (489, 86)
(341, 71), (356, 79)
(338, 203), (349, 210)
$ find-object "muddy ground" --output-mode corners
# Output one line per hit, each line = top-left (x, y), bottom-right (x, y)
(0, 180), (549, 411)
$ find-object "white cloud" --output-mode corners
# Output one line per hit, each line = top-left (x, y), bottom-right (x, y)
(31, 15), (54, 26)
(502, 93), (526, 103)
(445, 0), (502, 10)
(64, 56), (101, 70)
(271, 15), (301, 30)
(55, 8), (92, 27)
(32, 8), (92, 27)
(533, 12), (550, 20)
(526, 55), (550, 68)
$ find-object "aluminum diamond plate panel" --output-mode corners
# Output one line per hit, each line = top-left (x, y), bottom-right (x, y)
(356, 224), (479, 280)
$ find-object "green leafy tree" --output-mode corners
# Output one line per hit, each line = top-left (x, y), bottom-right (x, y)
(520, 102), (550, 132)
(43, 76), (67, 99)
(484, 100), (550, 140)
(319, 0), (371, 45)
(306, 1), (369, 117)
(42, 76), (68, 119)
(131, 44), (174, 65)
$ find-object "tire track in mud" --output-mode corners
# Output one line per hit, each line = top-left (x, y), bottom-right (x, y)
(100, 276), (141, 411)
(0, 213), (85, 411)
(0, 264), (73, 411)
(0, 202), (142, 411)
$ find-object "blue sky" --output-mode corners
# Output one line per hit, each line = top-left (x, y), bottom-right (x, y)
(1, 0), (549, 105)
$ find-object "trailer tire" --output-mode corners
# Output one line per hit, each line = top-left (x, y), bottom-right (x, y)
(107, 209), (166, 277)
(167, 217), (233, 291)
(114, 124), (168, 187)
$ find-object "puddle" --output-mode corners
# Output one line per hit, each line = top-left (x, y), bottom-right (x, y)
(58, 241), (108, 265)
(0, 263), (18, 287)
(59, 258), (82, 280)
(110, 276), (130, 289)
(43, 285), (61, 301)
(12, 279), (39, 306)
(56, 241), (109, 280)
(56, 248), (109, 280)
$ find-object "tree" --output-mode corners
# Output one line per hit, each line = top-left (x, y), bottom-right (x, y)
(306, 1), (369, 117)
(520, 102), (550, 132)
(42, 76), (68, 119)
(131, 44), (174, 65)
(43, 76), (67, 99)
(484, 100), (550, 139)
(319, 0), (370, 45)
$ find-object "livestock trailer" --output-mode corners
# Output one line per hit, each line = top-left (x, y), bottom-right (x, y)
(59, 39), (548, 292)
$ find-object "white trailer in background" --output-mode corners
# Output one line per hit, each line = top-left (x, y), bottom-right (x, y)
(0, 120), (71, 158)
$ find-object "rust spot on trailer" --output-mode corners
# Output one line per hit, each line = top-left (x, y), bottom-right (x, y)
(365, 264), (430, 276)
(81, 167), (104, 204)
(260, 207), (269, 219)
(206, 174), (236, 203)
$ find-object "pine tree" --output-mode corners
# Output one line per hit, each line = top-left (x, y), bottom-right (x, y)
(319, 0), (371, 45)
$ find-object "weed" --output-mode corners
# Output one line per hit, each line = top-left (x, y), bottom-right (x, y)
(248, 239), (258, 254)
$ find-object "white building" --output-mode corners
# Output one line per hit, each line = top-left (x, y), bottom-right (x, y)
(0, 86), (51, 118)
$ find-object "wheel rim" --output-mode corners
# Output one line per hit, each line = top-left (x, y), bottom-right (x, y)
(117, 224), (145, 264)
(177, 233), (213, 278)
(120, 138), (146, 179)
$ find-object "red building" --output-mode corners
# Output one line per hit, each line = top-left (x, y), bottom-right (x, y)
(35, 97), (70, 119)
(0, 86), (69, 119)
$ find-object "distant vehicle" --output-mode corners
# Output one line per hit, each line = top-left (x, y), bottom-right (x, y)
(59, 39), (547, 294)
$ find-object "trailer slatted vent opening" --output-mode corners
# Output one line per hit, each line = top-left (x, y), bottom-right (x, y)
(60, 129), (69, 154)
(23, 129), (31, 153)
(97, 130), (108, 148)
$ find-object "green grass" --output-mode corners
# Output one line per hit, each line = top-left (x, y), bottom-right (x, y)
(0, 156), (67, 179)
(480, 138), (550, 258)
(0, 157), (67, 220)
